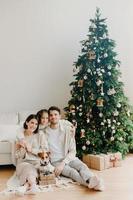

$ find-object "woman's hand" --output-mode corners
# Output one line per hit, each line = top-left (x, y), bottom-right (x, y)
(54, 161), (65, 177)
(16, 139), (26, 149)
(25, 143), (32, 153)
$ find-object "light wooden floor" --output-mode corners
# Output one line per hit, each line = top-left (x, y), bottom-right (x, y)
(0, 154), (133, 200)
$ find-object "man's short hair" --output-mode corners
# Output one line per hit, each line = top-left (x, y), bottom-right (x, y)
(48, 106), (61, 115)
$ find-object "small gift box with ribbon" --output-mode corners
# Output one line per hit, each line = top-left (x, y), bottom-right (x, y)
(108, 152), (122, 167)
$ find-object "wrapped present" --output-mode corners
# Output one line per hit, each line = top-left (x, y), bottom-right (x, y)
(39, 179), (56, 185)
(83, 152), (122, 171)
(108, 152), (122, 167)
(83, 154), (105, 171)
(39, 172), (56, 185)
(100, 154), (111, 169)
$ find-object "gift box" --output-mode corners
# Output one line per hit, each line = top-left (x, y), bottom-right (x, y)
(39, 179), (56, 185)
(83, 154), (105, 171)
(39, 172), (56, 185)
(83, 152), (122, 171)
(107, 152), (122, 167)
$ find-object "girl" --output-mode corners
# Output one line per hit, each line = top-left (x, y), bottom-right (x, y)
(15, 114), (48, 195)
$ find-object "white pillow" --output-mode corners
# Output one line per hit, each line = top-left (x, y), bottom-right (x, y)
(0, 112), (18, 125)
(0, 125), (20, 141)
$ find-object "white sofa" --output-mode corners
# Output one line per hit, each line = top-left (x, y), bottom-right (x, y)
(0, 110), (37, 166)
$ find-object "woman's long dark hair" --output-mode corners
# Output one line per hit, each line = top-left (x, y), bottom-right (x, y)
(23, 114), (39, 134)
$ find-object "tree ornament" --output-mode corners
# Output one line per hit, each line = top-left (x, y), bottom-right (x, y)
(69, 105), (75, 111)
(78, 97), (82, 101)
(84, 75), (88, 80)
(101, 92), (104, 96)
(72, 119), (77, 127)
(111, 126), (115, 130)
(97, 58), (100, 63)
(73, 66), (77, 73)
(110, 136), (114, 141)
(80, 129), (85, 138)
(95, 38), (98, 43)
(96, 68), (100, 72)
(107, 119), (111, 123)
(89, 25), (95, 32)
(103, 131), (105, 135)
(87, 69), (91, 73)
(82, 145), (86, 150)
(99, 112), (103, 117)
(101, 69), (105, 73)
(117, 103), (121, 108)
(96, 98), (104, 107)
(88, 50), (96, 60)
(72, 112), (76, 116)
(107, 88), (116, 95)
(86, 140), (90, 145)
(104, 53), (108, 57)
(90, 93), (94, 100)
(97, 72), (102, 76)
(96, 80), (102, 86)
(113, 110), (119, 116)
(107, 66), (112, 70)
(87, 118), (90, 123)
(119, 137), (123, 141)
(127, 110), (130, 116)
(79, 112), (82, 116)
(78, 79), (84, 87)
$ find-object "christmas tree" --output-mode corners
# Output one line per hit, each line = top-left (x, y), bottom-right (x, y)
(65, 8), (133, 158)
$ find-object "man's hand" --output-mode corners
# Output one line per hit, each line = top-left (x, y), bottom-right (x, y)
(54, 161), (65, 177)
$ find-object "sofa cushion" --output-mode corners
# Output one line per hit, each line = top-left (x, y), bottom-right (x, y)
(0, 141), (11, 153)
(0, 125), (20, 141)
(0, 112), (18, 125)
(0, 154), (12, 165)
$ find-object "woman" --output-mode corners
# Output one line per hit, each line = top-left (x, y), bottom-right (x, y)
(15, 114), (48, 195)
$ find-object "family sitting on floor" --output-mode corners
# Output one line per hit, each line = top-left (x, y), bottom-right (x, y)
(15, 106), (104, 195)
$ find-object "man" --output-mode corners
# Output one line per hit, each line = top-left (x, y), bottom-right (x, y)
(45, 106), (104, 191)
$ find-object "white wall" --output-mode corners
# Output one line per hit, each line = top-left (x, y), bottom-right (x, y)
(0, 0), (133, 112)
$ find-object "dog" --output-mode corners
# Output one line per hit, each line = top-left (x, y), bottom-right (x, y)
(36, 151), (55, 175)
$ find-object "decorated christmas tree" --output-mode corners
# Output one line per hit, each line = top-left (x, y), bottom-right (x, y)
(64, 8), (133, 158)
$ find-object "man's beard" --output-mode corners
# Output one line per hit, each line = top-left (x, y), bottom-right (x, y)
(50, 120), (59, 125)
